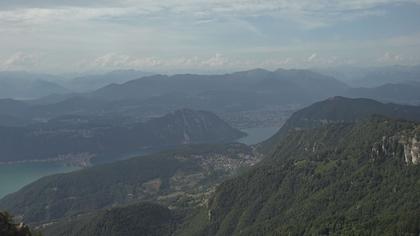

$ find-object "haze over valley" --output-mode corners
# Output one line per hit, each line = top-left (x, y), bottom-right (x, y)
(1, 1), (420, 235)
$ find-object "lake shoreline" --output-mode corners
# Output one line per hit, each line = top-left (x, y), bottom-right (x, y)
(0, 162), (81, 199)
(0, 153), (93, 168)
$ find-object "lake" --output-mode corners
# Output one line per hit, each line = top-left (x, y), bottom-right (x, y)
(237, 126), (280, 145)
(0, 162), (80, 199)
(0, 126), (280, 199)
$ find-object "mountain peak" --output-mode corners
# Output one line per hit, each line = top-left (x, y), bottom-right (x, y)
(326, 96), (347, 101)
(260, 96), (420, 154)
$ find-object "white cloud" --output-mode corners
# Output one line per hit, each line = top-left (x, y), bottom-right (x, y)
(257, 58), (293, 68)
(307, 53), (318, 62)
(378, 52), (403, 63)
(0, 0), (419, 72)
(1, 52), (39, 70)
(0, 7), (139, 27)
(83, 53), (322, 72)
(201, 53), (229, 67)
(84, 53), (254, 71)
(1, 0), (419, 28)
(86, 53), (162, 69)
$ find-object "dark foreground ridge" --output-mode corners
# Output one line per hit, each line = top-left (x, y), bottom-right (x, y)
(0, 211), (36, 236)
(206, 117), (420, 235)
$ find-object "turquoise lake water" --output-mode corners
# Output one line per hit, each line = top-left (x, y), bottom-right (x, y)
(0, 162), (80, 199)
(237, 126), (280, 145)
(0, 126), (280, 199)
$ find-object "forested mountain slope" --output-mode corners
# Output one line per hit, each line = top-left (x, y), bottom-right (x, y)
(0, 109), (245, 163)
(206, 117), (420, 235)
(40, 203), (176, 236)
(260, 96), (420, 154)
(0, 143), (257, 224)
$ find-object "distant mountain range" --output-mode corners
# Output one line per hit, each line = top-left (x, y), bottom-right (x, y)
(0, 68), (351, 131)
(1, 68), (420, 129)
(317, 65), (420, 87)
(345, 82), (420, 104)
(2, 66), (420, 106)
(90, 69), (348, 106)
(0, 71), (69, 99)
(318, 65), (420, 104)
(0, 109), (245, 163)
(60, 70), (153, 92)
(0, 70), (153, 99)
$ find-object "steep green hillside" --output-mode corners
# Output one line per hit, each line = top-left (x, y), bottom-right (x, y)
(260, 96), (420, 154)
(0, 143), (257, 224)
(40, 204), (212, 236)
(40, 203), (176, 236)
(207, 117), (420, 235)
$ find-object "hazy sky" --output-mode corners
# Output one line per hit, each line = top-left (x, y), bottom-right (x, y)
(1, 0), (420, 73)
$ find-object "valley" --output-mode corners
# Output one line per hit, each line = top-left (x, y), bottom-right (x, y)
(0, 124), (276, 200)
(1, 70), (420, 236)
(0, 163), (80, 199)
(0, 109), (245, 164)
(1, 96), (419, 236)
(1, 2), (420, 235)
(0, 143), (261, 224)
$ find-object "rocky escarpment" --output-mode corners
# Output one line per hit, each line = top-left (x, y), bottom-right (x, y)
(370, 131), (420, 165)
(401, 135), (420, 165)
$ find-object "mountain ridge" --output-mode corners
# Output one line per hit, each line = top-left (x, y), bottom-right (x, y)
(260, 96), (420, 154)
(206, 117), (420, 235)
(0, 108), (245, 163)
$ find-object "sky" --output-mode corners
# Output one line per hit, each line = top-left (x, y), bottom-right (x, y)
(0, 0), (420, 73)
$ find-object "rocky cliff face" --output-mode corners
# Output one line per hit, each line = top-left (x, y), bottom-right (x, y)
(402, 136), (420, 165)
(370, 128), (420, 166)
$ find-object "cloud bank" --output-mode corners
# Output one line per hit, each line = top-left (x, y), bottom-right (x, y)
(0, 0), (419, 72)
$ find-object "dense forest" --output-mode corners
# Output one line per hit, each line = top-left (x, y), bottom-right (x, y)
(261, 96), (420, 154)
(0, 212), (37, 236)
(0, 143), (256, 224)
(41, 203), (177, 236)
(0, 109), (245, 163)
(206, 117), (420, 235)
